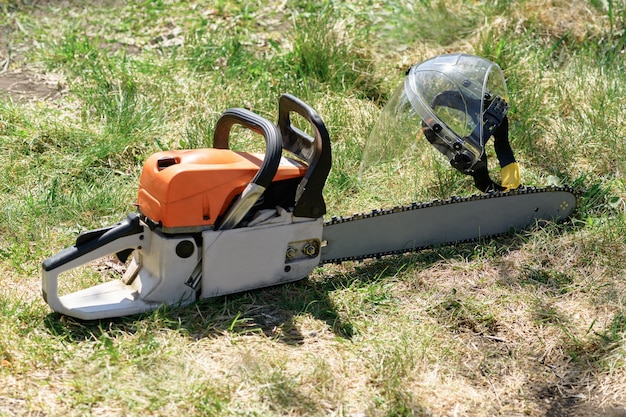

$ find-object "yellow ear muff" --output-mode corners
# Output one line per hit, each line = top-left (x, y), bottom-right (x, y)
(500, 162), (521, 191)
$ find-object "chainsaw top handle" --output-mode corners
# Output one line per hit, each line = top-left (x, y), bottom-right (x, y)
(211, 108), (283, 230)
(213, 107), (283, 190)
(278, 94), (331, 218)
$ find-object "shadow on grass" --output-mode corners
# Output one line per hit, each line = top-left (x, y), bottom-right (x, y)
(42, 234), (527, 345)
(43, 218), (587, 347)
(42, 276), (358, 345)
(41, 249), (459, 345)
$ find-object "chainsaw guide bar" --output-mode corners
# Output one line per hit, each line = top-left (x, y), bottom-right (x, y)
(321, 185), (579, 264)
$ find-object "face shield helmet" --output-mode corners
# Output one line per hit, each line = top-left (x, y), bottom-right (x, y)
(361, 53), (520, 193)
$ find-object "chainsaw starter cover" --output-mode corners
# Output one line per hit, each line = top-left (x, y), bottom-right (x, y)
(136, 148), (307, 229)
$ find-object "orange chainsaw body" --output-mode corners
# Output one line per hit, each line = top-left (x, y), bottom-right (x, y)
(136, 148), (307, 229)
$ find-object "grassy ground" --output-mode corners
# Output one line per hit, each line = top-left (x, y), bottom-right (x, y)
(1, 0), (625, 416)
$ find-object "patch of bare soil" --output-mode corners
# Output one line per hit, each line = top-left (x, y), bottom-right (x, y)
(0, 70), (66, 101)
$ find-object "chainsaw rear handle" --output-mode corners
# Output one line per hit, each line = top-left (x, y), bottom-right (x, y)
(278, 93), (331, 218)
(213, 107), (283, 190)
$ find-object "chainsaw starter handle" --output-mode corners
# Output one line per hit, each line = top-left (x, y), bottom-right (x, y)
(278, 94), (331, 218)
(213, 108), (283, 190)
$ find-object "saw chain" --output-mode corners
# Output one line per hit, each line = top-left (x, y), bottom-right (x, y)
(320, 185), (581, 264)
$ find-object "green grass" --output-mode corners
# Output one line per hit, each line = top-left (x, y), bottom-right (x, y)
(1, 0), (626, 415)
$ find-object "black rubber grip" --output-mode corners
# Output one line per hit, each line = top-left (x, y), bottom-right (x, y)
(41, 213), (144, 272)
(277, 94), (331, 218)
(213, 108), (283, 190)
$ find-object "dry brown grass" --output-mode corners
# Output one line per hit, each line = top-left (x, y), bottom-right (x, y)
(1, 0), (625, 416)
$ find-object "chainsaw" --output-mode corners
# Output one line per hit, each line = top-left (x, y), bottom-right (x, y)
(41, 93), (577, 320)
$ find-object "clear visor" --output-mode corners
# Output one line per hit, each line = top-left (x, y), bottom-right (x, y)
(360, 53), (508, 179)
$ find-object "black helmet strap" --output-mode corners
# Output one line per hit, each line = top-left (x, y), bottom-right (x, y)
(471, 115), (516, 192)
